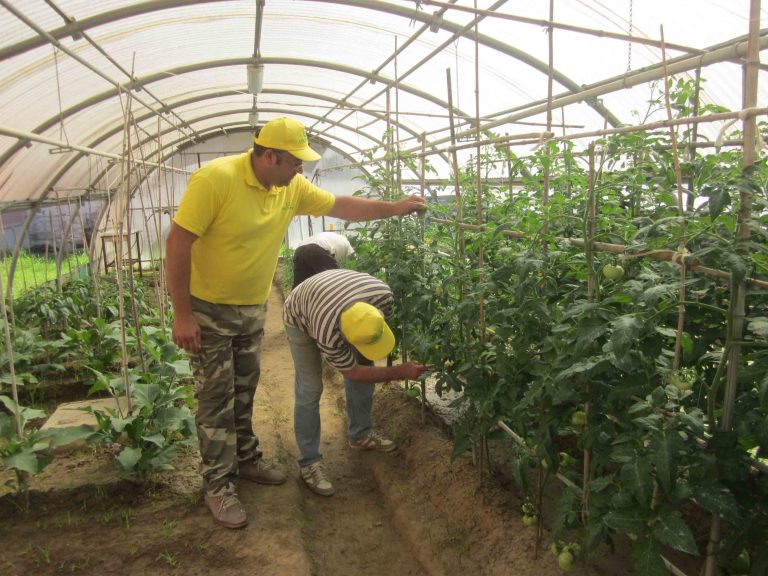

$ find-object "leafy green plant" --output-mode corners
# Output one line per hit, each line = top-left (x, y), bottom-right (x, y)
(351, 76), (768, 575)
(84, 333), (195, 481)
(0, 396), (92, 499)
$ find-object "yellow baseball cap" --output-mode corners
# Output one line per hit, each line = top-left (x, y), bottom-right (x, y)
(340, 302), (395, 361)
(254, 117), (321, 162)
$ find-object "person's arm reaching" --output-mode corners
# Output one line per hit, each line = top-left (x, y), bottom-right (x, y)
(340, 361), (429, 384)
(166, 222), (201, 353)
(327, 194), (426, 221)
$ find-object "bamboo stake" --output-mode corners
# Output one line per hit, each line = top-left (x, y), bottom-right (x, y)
(445, 68), (470, 371)
(46, 212), (55, 288)
(473, 0), (488, 484)
(0, 253), (21, 438)
(705, 1), (761, 574)
(115, 86), (133, 412)
(419, 133), (427, 423)
(581, 145), (597, 526)
(153, 115), (166, 332)
(124, 95), (146, 374)
(446, 69), (465, 260)
(660, 27), (689, 373)
(76, 196), (101, 318)
(686, 68), (702, 213)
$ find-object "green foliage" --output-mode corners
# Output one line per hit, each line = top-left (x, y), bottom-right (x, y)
(1, 250), (90, 298)
(0, 395), (92, 496)
(351, 78), (768, 573)
(84, 328), (195, 482)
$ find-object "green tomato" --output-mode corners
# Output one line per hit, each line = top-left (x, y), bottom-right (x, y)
(558, 550), (574, 572)
(571, 411), (587, 427)
(602, 264), (624, 281)
(540, 458), (549, 470)
(733, 549), (750, 572)
(550, 542), (560, 555)
(522, 514), (538, 526)
(406, 387), (421, 398)
(669, 374), (693, 391)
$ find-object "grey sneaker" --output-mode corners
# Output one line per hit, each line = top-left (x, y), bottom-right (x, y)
(300, 461), (335, 496)
(204, 486), (247, 529)
(349, 431), (396, 452)
(239, 458), (286, 485)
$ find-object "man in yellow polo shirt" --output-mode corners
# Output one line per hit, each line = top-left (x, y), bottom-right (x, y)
(166, 117), (426, 529)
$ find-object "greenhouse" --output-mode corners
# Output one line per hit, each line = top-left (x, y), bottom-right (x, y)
(1, 1), (767, 575)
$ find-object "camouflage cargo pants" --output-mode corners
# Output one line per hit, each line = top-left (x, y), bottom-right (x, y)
(189, 296), (267, 494)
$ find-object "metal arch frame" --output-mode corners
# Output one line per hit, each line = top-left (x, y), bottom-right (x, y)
(5, 88), (451, 211)
(0, 0), (621, 124)
(0, 57), (473, 174)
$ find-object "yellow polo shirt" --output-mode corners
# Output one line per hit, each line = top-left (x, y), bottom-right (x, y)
(174, 150), (335, 304)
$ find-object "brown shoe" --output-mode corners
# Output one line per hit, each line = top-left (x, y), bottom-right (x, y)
(239, 458), (287, 485)
(204, 487), (247, 529)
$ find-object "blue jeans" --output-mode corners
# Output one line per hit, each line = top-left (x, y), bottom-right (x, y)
(285, 324), (374, 467)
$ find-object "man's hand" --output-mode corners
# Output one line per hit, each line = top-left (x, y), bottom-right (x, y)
(399, 361), (430, 380)
(172, 314), (201, 353)
(394, 195), (427, 217)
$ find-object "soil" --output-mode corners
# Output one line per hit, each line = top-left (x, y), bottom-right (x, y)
(0, 284), (589, 576)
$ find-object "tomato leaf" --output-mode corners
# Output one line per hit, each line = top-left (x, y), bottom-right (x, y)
(609, 315), (642, 359)
(633, 537), (669, 576)
(651, 429), (681, 495)
(651, 510), (699, 555)
(602, 507), (645, 535)
(620, 455), (653, 506)
(690, 479), (741, 524)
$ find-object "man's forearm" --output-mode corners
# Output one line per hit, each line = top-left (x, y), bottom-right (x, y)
(165, 228), (195, 318)
(326, 195), (396, 221)
(341, 363), (413, 384)
(166, 257), (193, 318)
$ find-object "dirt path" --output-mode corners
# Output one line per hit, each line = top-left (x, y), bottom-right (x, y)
(256, 287), (426, 576)
(0, 284), (578, 576)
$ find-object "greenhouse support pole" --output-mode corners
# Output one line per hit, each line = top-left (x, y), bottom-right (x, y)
(705, 2), (760, 574)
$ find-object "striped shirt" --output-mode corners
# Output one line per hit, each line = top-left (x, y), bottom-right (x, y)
(283, 269), (394, 371)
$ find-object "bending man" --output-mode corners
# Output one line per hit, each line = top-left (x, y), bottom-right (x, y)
(283, 268), (429, 497)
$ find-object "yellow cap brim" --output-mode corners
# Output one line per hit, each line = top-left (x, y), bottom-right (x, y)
(355, 321), (395, 361)
(289, 146), (322, 162)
